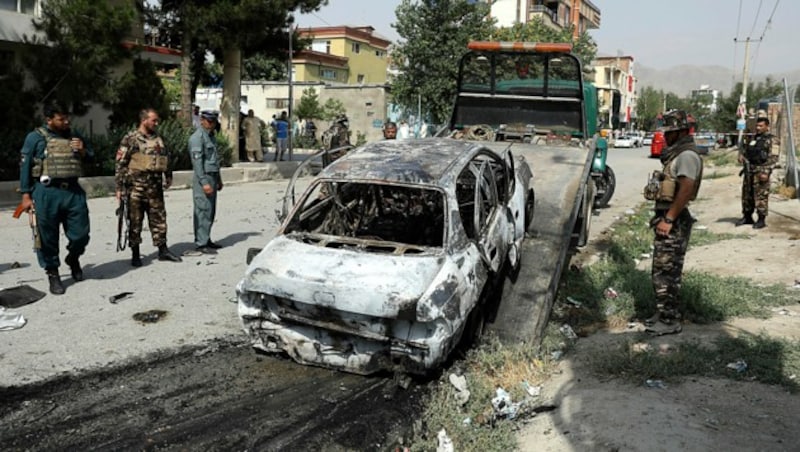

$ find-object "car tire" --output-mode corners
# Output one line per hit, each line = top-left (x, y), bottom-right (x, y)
(593, 166), (616, 208)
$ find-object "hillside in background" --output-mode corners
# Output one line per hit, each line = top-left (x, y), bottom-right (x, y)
(633, 64), (800, 97)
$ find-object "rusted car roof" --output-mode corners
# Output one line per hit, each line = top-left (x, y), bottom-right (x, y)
(320, 138), (483, 185)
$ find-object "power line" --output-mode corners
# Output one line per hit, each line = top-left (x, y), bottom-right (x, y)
(750, 0), (780, 75)
(731, 0), (744, 91)
(748, 0), (763, 38)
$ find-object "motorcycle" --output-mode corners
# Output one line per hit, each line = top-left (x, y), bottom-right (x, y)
(591, 135), (616, 208)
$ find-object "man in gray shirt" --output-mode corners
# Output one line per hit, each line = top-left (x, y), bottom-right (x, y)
(646, 110), (703, 336)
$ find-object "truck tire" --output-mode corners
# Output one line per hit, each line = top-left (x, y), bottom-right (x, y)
(524, 187), (535, 230)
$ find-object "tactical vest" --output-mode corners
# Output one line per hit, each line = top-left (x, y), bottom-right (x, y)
(643, 148), (702, 203)
(31, 128), (83, 179)
(128, 133), (169, 173)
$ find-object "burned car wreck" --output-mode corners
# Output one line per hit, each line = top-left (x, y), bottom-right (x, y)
(237, 139), (533, 375)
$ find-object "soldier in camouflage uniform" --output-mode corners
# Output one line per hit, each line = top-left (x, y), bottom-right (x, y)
(644, 110), (703, 336)
(321, 114), (351, 166)
(736, 117), (776, 229)
(115, 109), (182, 267)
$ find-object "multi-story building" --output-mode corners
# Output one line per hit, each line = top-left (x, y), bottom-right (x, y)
(294, 26), (391, 85)
(486, 0), (601, 37)
(691, 85), (720, 114)
(592, 56), (637, 130)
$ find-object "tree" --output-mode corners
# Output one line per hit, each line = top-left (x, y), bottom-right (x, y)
(107, 59), (172, 129)
(321, 98), (346, 121)
(391, 0), (495, 124)
(243, 54), (288, 81)
(492, 20), (597, 75)
(294, 87), (324, 120)
(147, 0), (326, 160)
(22, 0), (136, 115)
(636, 86), (665, 130)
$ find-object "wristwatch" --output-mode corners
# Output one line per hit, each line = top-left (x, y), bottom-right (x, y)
(663, 217), (674, 224)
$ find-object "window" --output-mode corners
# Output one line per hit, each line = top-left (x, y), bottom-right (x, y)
(311, 40), (331, 54)
(351, 42), (360, 54)
(0, 0), (36, 13)
(375, 50), (384, 58)
(321, 69), (337, 80)
(240, 95), (248, 104)
(266, 98), (289, 109)
(357, 74), (365, 84)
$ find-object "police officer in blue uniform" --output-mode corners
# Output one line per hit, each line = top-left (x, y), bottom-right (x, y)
(188, 110), (224, 254)
(18, 103), (93, 295)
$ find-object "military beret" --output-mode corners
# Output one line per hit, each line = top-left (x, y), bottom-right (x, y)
(200, 110), (219, 121)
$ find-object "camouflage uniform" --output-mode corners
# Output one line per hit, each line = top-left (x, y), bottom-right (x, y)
(321, 117), (351, 167)
(115, 130), (172, 249)
(741, 132), (776, 219)
(649, 132), (703, 331)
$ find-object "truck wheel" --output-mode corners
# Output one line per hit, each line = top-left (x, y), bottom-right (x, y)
(592, 166), (616, 208)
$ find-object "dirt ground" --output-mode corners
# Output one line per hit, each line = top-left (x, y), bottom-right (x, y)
(517, 171), (800, 451)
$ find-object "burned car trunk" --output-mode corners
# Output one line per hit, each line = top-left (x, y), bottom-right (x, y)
(238, 134), (532, 376)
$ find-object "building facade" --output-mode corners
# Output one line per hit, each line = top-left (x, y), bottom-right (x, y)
(295, 26), (391, 85)
(691, 85), (721, 114)
(487, 0), (601, 36)
(592, 56), (637, 130)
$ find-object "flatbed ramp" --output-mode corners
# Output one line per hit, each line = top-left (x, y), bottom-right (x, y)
(487, 142), (593, 344)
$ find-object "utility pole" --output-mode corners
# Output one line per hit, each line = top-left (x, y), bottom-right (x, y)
(287, 20), (294, 160)
(734, 37), (761, 147)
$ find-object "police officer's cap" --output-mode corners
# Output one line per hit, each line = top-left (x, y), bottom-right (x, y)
(200, 110), (219, 122)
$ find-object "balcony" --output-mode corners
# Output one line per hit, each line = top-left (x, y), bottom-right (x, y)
(528, 5), (561, 30)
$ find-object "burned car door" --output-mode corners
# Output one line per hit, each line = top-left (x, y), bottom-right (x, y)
(472, 154), (512, 273)
(503, 149), (527, 266)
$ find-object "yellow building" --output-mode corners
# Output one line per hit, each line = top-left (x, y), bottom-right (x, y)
(295, 26), (390, 85)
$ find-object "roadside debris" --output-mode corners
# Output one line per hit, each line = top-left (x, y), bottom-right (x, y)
(0, 284), (46, 309)
(448, 373), (470, 406)
(436, 429), (454, 452)
(565, 296), (583, 308)
(645, 379), (667, 389)
(559, 324), (578, 340)
(522, 381), (542, 397)
(0, 306), (27, 331)
(726, 359), (748, 373)
(132, 310), (168, 324)
(491, 387), (521, 420)
(109, 292), (134, 304)
(603, 287), (619, 299)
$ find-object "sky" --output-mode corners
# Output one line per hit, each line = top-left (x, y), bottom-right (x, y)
(297, 0), (800, 75)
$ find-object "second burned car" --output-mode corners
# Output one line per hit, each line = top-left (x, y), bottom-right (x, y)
(237, 139), (533, 375)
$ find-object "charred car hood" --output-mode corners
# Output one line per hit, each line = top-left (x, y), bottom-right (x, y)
(239, 235), (447, 318)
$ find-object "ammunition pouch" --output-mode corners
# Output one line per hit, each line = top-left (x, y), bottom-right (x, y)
(39, 132), (82, 179)
(643, 171), (671, 201)
(129, 152), (169, 173)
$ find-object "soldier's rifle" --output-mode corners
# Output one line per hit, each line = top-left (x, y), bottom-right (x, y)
(13, 201), (41, 250)
(116, 190), (130, 252)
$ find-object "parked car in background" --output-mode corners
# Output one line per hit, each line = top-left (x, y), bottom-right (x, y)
(613, 135), (635, 148)
(650, 131), (666, 158)
(629, 132), (643, 147)
(642, 132), (654, 146)
(694, 133), (716, 155)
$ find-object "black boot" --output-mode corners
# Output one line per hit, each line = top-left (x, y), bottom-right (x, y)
(131, 245), (142, 267)
(735, 213), (754, 226)
(47, 269), (65, 295)
(753, 214), (766, 229)
(65, 253), (84, 282)
(158, 244), (182, 262)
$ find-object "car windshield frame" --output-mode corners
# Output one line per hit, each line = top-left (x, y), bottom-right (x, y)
(283, 178), (449, 250)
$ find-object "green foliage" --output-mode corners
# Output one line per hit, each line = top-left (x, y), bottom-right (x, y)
(22, 0), (136, 114)
(243, 54), (287, 81)
(354, 131), (367, 147)
(491, 20), (598, 74)
(708, 78), (784, 133)
(158, 118), (195, 171)
(0, 66), (38, 181)
(84, 126), (128, 178)
(636, 86), (666, 130)
(295, 87), (324, 120)
(392, 0), (495, 124)
(321, 98), (345, 120)
(107, 59), (173, 129)
(591, 334), (800, 391)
